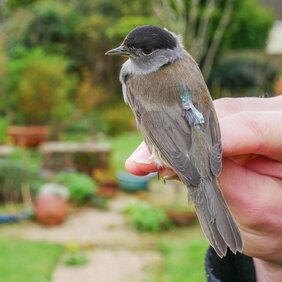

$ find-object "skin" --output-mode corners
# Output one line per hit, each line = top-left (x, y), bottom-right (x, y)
(125, 96), (282, 281)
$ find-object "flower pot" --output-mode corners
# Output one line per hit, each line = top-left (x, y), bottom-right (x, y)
(8, 125), (49, 148)
(274, 76), (282, 96)
(34, 195), (68, 226)
(97, 181), (118, 198)
(117, 171), (152, 192)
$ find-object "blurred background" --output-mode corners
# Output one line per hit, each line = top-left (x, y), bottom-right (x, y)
(0, 0), (281, 282)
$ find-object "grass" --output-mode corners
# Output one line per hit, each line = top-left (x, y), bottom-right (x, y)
(159, 239), (208, 282)
(0, 237), (62, 282)
(109, 131), (142, 171)
(0, 203), (26, 213)
(146, 236), (208, 282)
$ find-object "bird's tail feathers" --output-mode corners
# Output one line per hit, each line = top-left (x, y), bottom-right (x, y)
(187, 178), (243, 258)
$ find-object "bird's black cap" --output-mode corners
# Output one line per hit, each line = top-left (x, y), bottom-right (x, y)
(123, 25), (177, 51)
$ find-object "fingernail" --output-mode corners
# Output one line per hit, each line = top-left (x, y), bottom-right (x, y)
(129, 146), (153, 165)
(130, 155), (153, 165)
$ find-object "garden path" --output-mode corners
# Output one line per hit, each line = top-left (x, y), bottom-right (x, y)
(21, 193), (164, 282)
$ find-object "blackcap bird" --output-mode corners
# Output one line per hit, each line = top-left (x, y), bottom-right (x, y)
(106, 25), (243, 257)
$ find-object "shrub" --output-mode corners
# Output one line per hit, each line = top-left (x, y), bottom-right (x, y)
(64, 242), (88, 266)
(0, 154), (43, 203)
(123, 201), (171, 232)
(54, 172), (97, 203)
(3, 47), (77, 125)
(210, 53), (277, 97)
(103, 103), (136, 136)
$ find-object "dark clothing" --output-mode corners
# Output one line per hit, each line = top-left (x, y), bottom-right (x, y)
(205, 247), (256, 282)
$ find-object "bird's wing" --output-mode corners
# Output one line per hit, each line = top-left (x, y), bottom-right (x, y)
(180, 87), (222, 178)
(204, 108), (222, 177)
(141, 105), (201, 186)
(183, 82), (222, 178)
(123, 61), (221, 183)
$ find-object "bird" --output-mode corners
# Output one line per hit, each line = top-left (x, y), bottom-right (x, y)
(105, 25), (243, 257)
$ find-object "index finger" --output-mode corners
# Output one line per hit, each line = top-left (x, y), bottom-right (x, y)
(220, 111), (282, 157)
(214, 96), (282, 118)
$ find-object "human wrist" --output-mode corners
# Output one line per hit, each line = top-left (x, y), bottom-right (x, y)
(254, 258), (282, 282)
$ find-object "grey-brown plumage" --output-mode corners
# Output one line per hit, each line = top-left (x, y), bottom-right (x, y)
(106, 25), (243, 257)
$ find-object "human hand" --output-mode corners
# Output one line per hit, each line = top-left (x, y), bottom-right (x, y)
(125, 96), (282, 279)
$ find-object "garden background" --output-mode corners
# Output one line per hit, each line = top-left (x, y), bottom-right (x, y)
(0, 0), (281, 281)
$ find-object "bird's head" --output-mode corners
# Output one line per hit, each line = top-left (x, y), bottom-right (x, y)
(105, 25), (185, 74)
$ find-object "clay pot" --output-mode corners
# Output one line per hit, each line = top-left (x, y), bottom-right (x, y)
(34, 195), (68, 226)
(274, 76), (282, 96)
(97, 181), (118, 198)
(8, 126), (49, 148)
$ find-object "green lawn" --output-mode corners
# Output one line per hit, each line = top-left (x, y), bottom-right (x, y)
(0, 237), (62, 282)
(110, 131), (143, 171)
(158, 239), (208, 282)
(146, 236), (208, 282)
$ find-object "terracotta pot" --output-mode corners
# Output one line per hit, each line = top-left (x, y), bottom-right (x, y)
(274, 76), (282, 96)
(35, 195), (68, 226)
(97, 181), (118, 198)
(8, 125), (49, 148)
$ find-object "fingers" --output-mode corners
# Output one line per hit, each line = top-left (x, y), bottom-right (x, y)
(126, 99), (282, 175)
(218, 159), (282, 227)
(125, 142), (158, 175)
(219, 159), (282, 258)
(220, 111), (282, 157)
(214, 96), (282, 118)
(244, 156), (282, 180)
(125, 142), (178, 178)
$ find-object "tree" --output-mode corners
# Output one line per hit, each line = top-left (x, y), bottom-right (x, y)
(154, 0), (274, 79)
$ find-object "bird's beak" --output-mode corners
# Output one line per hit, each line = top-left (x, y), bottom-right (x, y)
(105, 45), (130, 56)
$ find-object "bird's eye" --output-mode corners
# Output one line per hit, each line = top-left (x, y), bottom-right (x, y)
(142, 47), (153, 55)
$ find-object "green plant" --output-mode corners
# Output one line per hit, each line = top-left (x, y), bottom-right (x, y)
(106, 16), (157, 41)
(0, 117), (9, 143)
(123, 201), (171, 232)
(0, 149), (43, 202)
(63, 242), (88, 266)
(223, 0), (274, 50)
(210, 53), (277, 97)
(103, 103), (136, 136)
(154, 0), (274, 79)
(4, 47), (76, 125)
(64, 253), (88, 266)
(55, 171), (97, 203)
(89, 195), (108, 210)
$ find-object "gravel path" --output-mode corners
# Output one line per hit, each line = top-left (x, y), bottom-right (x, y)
(20, 194), (163, 282)
(52, 250), (161, 282)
